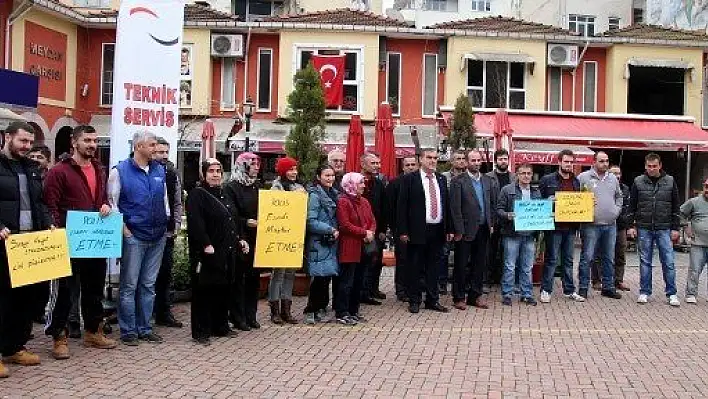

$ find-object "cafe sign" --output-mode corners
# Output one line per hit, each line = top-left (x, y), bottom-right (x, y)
(24, 22), (67, 101)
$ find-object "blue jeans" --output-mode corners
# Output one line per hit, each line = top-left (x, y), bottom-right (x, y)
(502, 235), (535, 299)
(119, 235), (166, 339)
(542, 229), (576, 295)
(686, 246), (708, 297)
(578, 225), (616, 293)
(638, 229), (677, 296)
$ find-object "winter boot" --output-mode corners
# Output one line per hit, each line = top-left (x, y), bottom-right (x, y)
(269, 301), (284, 324)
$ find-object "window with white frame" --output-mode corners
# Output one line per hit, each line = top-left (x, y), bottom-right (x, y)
(471, 0), (491, 12)
(73, 0), (110, 7)
(221, 58), (236, 110)
(387, 52), (401, 116)
(100, 43), (115, 106)
(548, 67), (562, 111)
(583, 61), (597, 112)
(466, 60), (526, 109)
(569, 14), (596, 37)
(608, 17), (621, 30)
(257, 48), (272, 111)
(423, 54), (438, 117)
(423, 0), (457, 12)
(297, 47), (362, 113)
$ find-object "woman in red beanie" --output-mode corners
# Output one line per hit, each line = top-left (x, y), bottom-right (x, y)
(268, 157), (306, 324)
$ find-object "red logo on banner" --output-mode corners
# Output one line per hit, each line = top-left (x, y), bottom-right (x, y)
(311, 55), (345, 107)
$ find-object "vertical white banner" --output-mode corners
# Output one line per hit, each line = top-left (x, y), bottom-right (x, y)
(110, 0), (185, 167)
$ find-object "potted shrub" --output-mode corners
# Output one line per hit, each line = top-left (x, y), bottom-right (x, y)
(171, 234), (192, 302)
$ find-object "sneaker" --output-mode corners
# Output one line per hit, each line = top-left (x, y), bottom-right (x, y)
(304, 312), (316, 325)
(601, 290), (622, 299)
(686, 295), (697, 304)
(315, 309), (327, 322)
(121, 335), (140, 346)
(5, 349), (40, 366)
(637, 294), (649, 304)
(349, 314), (367, 323)
(138, 332), (163, 344)
(669, 295), (680, 307)
(502, 297), (512, 306)
(564, 292), (586, 302)
(520, 297), (538, 306)
(540, 291), (551, 303)
(336, 316), (356, 326)
(578, 289), (588, 299)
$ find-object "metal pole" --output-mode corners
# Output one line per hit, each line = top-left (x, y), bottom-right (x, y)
(685, 144), (692, 202)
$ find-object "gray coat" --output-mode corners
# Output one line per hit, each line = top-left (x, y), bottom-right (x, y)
(449, 172), (497, 241)
(496, 182), (541, 236)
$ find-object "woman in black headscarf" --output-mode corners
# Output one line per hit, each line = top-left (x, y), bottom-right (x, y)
(187, 159), (249, 345)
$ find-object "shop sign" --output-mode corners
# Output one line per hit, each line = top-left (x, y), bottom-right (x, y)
(24, 22), (67, 101)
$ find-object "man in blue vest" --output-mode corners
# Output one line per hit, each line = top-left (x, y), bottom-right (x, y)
(108, 131), (169, 345)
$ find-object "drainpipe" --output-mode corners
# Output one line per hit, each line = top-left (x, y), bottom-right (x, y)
(242, 27), (252, 108)
(5, 0), (33, 69)
(571, 40), (590, 112)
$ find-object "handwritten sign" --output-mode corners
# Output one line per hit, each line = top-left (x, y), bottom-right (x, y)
(555, 192), (594, 223)
(6, 229), (71, 288)
(66, 211), (123, 258)
(514, 200), (555, 231)
(254, 190), (308, 268)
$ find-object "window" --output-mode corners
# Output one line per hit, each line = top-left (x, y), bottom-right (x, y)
(583, 61), (597, 112)
(466, 60), (526, 109)
(423, 0), (457, 12)
(569, 14), (596, 37)
(471, 0), (491, 11)
(387, 52), (401, 116)
(548, 67), (562, 111)
(257, 49), (272, 111)
(608, 17), (620, 30)
(423, 54), (437, 117)
(180, 44), (194, 108)
(221, 58), (236, 110)
(296, 47), (362, 113)
(100, 43), (115, 106)
(73, 0), (110, 7)
(401, 0), (416, 9)
(632, 7), (643, 24)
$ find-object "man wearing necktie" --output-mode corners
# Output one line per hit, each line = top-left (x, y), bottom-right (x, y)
(398, 148), (453, 314)
(449, 150), (497, 310)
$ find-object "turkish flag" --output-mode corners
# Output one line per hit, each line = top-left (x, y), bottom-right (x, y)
(311, 55), (345, 107)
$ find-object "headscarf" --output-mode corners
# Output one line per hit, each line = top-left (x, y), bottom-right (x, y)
(341, 172), (364, 197)
(230, 152), (260, 186)
(200, 158), (222, 186)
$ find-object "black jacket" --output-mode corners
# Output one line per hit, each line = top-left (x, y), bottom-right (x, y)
(385, 175), (403, 234)
(0, 153), (52, 233)
(186, 185), (241, 286)
(364, 173), (387, 236)
(496, 182), (541, 236)
(628, 171), (681, 231)
(223, 179), (261, 245)
(449, 172), (496, 241)
(538, 171), (581, 198)
(397, 170), (452, 245)
(616, 183), (631, 231)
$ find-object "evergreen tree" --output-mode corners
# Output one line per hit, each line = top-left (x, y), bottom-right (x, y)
(449, 93), (476, 150)
(284, 63), (326, 181)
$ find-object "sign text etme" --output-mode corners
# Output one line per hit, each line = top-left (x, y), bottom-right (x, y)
(254, 190), (307, 268)
(66, 211), (123, 258)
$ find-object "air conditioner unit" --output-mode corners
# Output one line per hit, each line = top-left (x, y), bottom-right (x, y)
(211, 34), (244, 57)
(547, 44), (579, 67)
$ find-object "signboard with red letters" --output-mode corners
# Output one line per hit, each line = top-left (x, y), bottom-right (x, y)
(24, 22), (67, 102)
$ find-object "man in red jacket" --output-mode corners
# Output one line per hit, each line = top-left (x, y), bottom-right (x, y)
(43, 125), (117, 359)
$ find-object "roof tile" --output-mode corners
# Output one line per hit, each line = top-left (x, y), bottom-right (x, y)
(262, 8), (410, 27)
(602, 24), (708, 41)
(429, 16), (574, 35)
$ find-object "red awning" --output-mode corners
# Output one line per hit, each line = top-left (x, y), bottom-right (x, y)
(474, 111), (708, 149)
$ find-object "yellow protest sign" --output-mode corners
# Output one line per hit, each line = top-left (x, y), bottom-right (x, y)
(555, 192), (594, 223)
(6, 229), (72, 288)
(254, 190), (308, 268)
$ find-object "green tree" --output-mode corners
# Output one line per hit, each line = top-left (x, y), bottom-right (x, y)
(284, 63), (326, 181)
(449, 93), (476, 150)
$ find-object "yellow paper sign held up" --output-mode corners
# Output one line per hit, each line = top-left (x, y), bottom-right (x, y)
(6, 229), (72, 288)
(555, 192), (594, 223)
(254, 190), (308, 268)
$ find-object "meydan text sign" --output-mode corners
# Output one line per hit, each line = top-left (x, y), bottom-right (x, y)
(110, 0), (185, 167)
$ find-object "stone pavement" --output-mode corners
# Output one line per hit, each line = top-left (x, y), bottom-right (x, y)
(3, 251), (708, 398)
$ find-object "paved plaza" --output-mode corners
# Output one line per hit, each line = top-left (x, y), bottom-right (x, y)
(2, 250), (708, 398)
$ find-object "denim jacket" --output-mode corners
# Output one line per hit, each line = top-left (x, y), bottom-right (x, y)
(306, 185), (339, 276)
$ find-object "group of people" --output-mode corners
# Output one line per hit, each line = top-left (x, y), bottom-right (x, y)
(0, 120), (706, 379)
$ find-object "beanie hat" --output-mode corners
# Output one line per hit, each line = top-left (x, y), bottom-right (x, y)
(276, 157), (298, 178)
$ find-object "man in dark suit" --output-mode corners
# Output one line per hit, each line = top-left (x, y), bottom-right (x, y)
(360, 153), (387, 304)
(398, 148), (452, 314)
(386, 156), (419, 302)
(450, 150), (496, 310)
